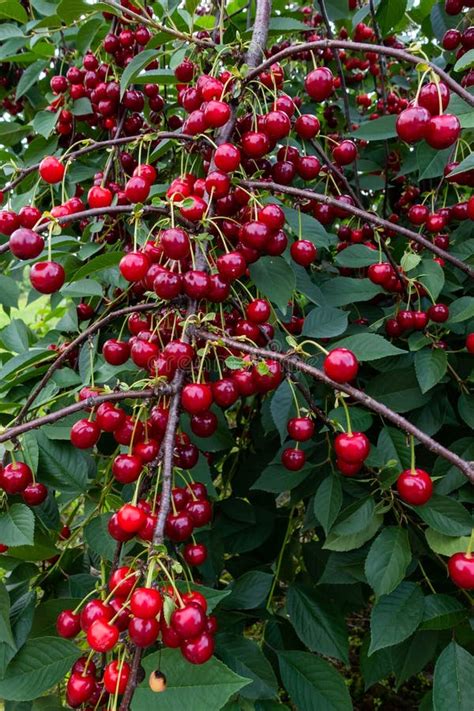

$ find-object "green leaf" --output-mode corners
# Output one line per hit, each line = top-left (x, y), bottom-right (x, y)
(84, 513), (116, 562)
(249, 258), (295, 315)
(447, 153), (474, 177)
(132, 648), (250, 711)
(458, 393), (474, 429)
(120, 49), (158, 97)
(448, 297), (474, 324)
(332, 333), (406, 361)
(320, 277), (382, 306)
(56, 0), (102, 21)
(0, 275), (20, 308)
(222, 571), (273, 610)
(30, 599), (81, 638)
(334, 245), (379, 268)
(324, 513), (383, 552)
(313, 475), (342, 535)
(415, 258), (445, 301)
(414, 349), (447, 393)
(0, 582), (15, 649)
(287, 584), (349, 663)
(16, 60), (47, 100)
(366, 368), (430, 413)
(36, 432), (89, 496)
(302, 307), (348, 339)
(62, 279), (103, 298)
(0, 504), (35, 547)
(32, 111), (59, 139)
(278, 651), (352, 711)
(352, 115), (398, 140)
(376, 0), (407, 34)
(0, 319), (31, 353)
(0, 637), (81, 701)
(417, 143), (451, 180)
(0, 0), (28, 22)
(331, 498), (375, 537)
(433, 642), (474, 711)
(369, 582), (424, 655)
(284, 207), (333, 248)
(421, 594), (466, 630)
(216, 634), (278, 700)
(417, 495), (472, 536)
(270, 380), (295, 443)
(454, 48), (474, 72)
(425, 528), (470, 556)
(72, 252), (122, 281)
(268, 17), (309, 32)
(365, 527), (411, 598)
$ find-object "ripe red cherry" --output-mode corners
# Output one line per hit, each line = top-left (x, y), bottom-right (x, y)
(165, 511), (194, 541)
(102, 339), (130, 365)
(22, 482), (47, 506)
(181, 383), (213, 414)
(160, 227), (190, 259)
(448, 553), (474, 589)
(287, 417), (315, 441)
(1, 462), (33, 494)
(282, 447), (306, 471)
(332, 140), (357, 165)
(130, 587), (163, 618)
(30, 261), (65, 294)
(133, 163), (157, 183)
(297, 155), (321, 180)
(425, 114), (461, 149)
(263, 110), (291, 139)
(428, 303), (449, 323)
(128, 616), (160, 647)
(87, 619), (119, 652)
(117, 504), (147, 533)
(70, 419), (100, 449)
(241, 131), (270, 158)
(396, 468), (433, 505)
(39, 156), (64, 183)
(324, 348), (359, 383)
(418, 82), (450, 116)
(191, 411), (218, 437)
(304, 67), (334, 101)
(103, 660), (131, 695)
(9, 228), (44, 260)
(246, 298), (271, 324)
(212, 378), (239, 408)
(108, 566), (138, 598)
(205, 170), (231, 198)
(181, 631), (215, 664)
(442, 29), (461, 50)
(171, 603), (206, 639)
(337, 458), (363, 476)
(133, 438), (159, 462)
(204, 100), (231, 127)
(334, 432), (370, 463)
(214, 143), (241, 172)
(96, 403), (125, 432)
(179, 195), (207, 222)
(408, 204), (429, 225)
(258, 204), (285, 231)
(396, 106), (431, 143)
(66, 672), (95, 708)
(295, 114), (320, 139)
(119, 251), (150, 281)
(185, 499), (212, 527)
(466, 334), (474, 354)
(80, 599), (112, 631)
(216, 251), (247, 280)
(88, 185), (112, 208)
(183, 543), (208, 566)
(56, 609), (80, 638)
(367, 262), (393, 286)
(125, 176), (150, 203)
(290, 240), (317, 266)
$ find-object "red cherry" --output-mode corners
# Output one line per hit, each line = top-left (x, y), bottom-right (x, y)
(396, 106), (431, 143)
(282, 447), (305, 470)
(181, 383), (213, 414)
(263, 110), (291, 139)
(87, 618), (119, 652)
(214, 143), (241, 172)
(183, 543), (208, 566)
(165, 511), (194, 541)
(160, 227), (190, 260)
(133, 163), (157, 183)
(80, 600), (112, 631)
(183, 269), (210, 299)
(290, 240), (317, 266)
(425, 114), (461, 149)
(367, 262), (393, 286)
(442, 29), (461, 50)
(297, 155), (321, 180)
(336, 459), (363, 476)
(418, 82), (450, 116)
(22, 482), (47, 506)
(66, 673), (95, 708)
(427, 303), (449, 323)
(246, 298), (271, 324)
(154, 270), (183, 299)
(39, 156), (64, 183)
(130, 587), (163, 618)
(182, 590), (208, 611)
(294, 114), (320, 139)
(407, 204), (429, 225)
(108, 566), (138, 598)
(119, 251), (150, 281)
(258, 204), (285, 231)
(179, 195), (207, 222)
(212, 378), (239, 408)
(133, 439), (159, 463)
(1, 462), (33, 494)
(396, 468), (433, 505)
(103, 339), (130, 365)
(88, 185), (112, 208)
(191, 411), (218, 437)
(103, 660), (131, 695)
(56, 609), (80, 638)
(30, 261), (65, 294)
(70, 419), (100, 449)
(304, 67), (334, 101)
(96, 403), (125, 433)
(216, 251), (247, 280)
(448, 553), (474, 589)
(204, 100), (231, 128)
(287, 417), (315, 441)
(117, 504), (147, 533)
(466, 334), (474, 353)
(125, 176), (150, 203)
(205, 170), (231, 198)
(252, 359), (282, 393)
(324, 348), (359, 383)
(128, 616), (159, 647)
(171, 603), (206, 639)
(334, 432), (370, 463)
(185, 499), (212, 527)
(332, 139), (357, 165)
(181, 631), (215, 664)
(9, 228), (44, 260)
(241, 131), (270, 158)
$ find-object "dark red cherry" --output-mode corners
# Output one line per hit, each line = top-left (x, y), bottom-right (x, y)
(70, 419), (100, 449)
(130, 587), (163, 619)
(304, 67), (334, 101)
(22, 482), (47, 506)
(396, 468), (433, 505)
(56, 609), (81, 638)
(181, 632), (215, 664)
(30, 261), (65, 294)
(165, 511), (194, 541)
(183, 543), (208, 566)
(323, 348), (359, 383)
(396, 106), (431, 143)
(448, 553), (474, 589)
(287, 417), (315, 441)
(171, 603), (206, 639)
(9, 228), (44, 260)
(334, 432), (370, 463)
(128, 616), (160, 647)
(1, 462), (33, 494)
(290, 240), (317, 266)
(181, 383), (213, 414)
(282, 447), (306, 470)
(103, 339), (130, 365)
(185, 499), (212, 527)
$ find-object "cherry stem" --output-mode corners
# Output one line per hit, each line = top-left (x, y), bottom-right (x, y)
(466, 528), (474, 558)
(340, 396), (352, 436)
(410, 435), (416, 474)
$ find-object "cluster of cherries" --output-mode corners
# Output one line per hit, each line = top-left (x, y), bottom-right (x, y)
(0, 460), (47, 505)
(58, 575), (217, 707)
(395, 81), (460, 150)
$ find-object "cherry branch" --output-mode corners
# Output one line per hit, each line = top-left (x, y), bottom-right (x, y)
(195, 329), (474, 483)
(245, 39), (474, 107)
(0, 387), (172, 444)
(242, 179), (474, 279)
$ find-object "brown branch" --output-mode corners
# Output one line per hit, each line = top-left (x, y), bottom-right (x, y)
(118, 647), (143, 711)
(287, 375), (336, 432)
(196, 329), (474, 483)
(242, 179), (474, 279)
(0, 387), (172, 444)
(245, 39), (474, 107)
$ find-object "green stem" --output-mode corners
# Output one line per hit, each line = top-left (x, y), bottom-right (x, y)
(266, 507), (296, 611)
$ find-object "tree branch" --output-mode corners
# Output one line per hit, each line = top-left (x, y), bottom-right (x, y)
(242, 179), (474, 279)
(195, 329), (474, 482)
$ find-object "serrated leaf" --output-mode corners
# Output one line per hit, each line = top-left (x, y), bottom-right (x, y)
(302, 307), (348, 339)
(417, 495), (472, 536)
(120, 49), (158, 97)
(216, 634), (278, 700)
(421, 594), (466, 630)
(36, 431), (89, 496)
(16, 60), (47, 100)
(448, 297), (474, 324)
(433, 642), (473, 711)
(332, 333), (406, 361)
(352, 115), (398, 140)
(324, 513), (383, 552)
(0, 583), (15, 649)
(284, 207), (333, 248)
(313, 475), (342, 535)
(278, 651), (352, 711)
(365, 527), (411, 598)
(32, 110), (59, 139)
(84, 513), (116, 562)
(414, 349), (447, 393)
(425, 528), (470, 556)
(334, 245), (379, 268)
(249, 258), (295, 315)
(0, 504), (35, 547)
(454, 48), (474, 72)
(369, 582), (424, 655)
